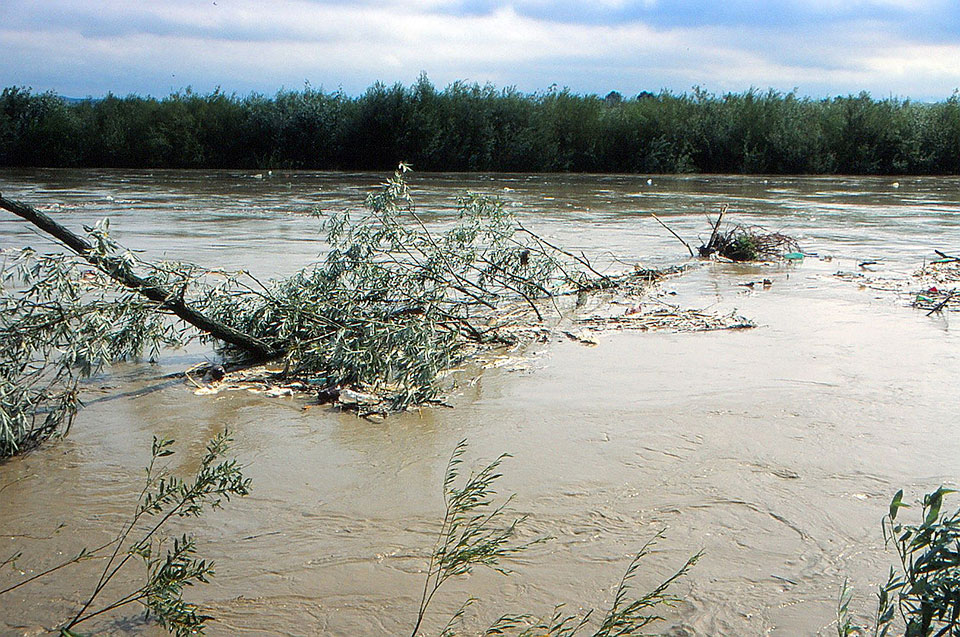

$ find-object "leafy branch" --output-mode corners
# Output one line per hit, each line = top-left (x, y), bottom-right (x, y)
(839, 487), (960, 637)
(412, 440), (542, 636)
(2, 167), (683, 456)
(0, 240), (185, 458)
(411, 441), (701, 636)
(0, 431), (250, 636)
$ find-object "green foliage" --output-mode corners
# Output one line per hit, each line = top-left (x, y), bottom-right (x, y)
(412, 441), (701, 636)
(838, 579), (860, 637)
(481, 536), (700, 637)
(3, 81), (960, 173)
(839, 487), (960, 637)
(198, 165), (578, 411)
(590, 533), (702, 637)
(0, 227), (184, 457)
(727, 235), (760, 262)
(412, 440), (541, 636)
(0, 87), (82, 166)
(0, 432), (250, 636)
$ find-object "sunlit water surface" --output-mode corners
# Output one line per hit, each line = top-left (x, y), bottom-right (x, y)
(2, 169), (960, 635)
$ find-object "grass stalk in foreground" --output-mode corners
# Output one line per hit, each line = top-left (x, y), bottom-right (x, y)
(0, 431), (250, 636)
(413, 440), (701, 636)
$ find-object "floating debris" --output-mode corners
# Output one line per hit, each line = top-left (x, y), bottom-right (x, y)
(652, 206), (800, 262)
(831, 251), (960, 314)
(833, 270), (910, 294)
(316, 385), (341, 404)
(562, 329), (599, 346)
(576, 303), (755, 333)
(912, 253), (960, 313)
(738, 279), (774, 289)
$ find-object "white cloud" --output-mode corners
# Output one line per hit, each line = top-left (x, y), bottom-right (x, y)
(1, 0), (958, 98)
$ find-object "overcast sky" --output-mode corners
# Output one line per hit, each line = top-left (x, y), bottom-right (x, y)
(2, 0), (959, 99)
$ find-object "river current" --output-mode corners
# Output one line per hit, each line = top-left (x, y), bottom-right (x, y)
(2, 169), (960, 635)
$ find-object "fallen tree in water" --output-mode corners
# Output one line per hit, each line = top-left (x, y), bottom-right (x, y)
(0, 167), (752, 457)
(0, 222), (186, 457)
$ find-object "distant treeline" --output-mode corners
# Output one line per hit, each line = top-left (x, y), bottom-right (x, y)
(3, 78), (960, 174)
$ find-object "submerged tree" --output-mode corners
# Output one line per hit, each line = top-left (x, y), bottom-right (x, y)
(1, 166), (683, 458)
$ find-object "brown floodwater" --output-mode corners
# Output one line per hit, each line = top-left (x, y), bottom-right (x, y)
(2, 169), (960, 635)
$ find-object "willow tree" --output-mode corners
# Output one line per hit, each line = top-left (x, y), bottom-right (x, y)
(2, 167), (677, 457)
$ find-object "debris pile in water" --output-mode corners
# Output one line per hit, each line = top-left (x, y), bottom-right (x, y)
(697, 207), (800, 261)
(652, 206), (801, 262)
(577, 303), (755, 333)
(912, 251), (960, 313)
(829, 250), (960, 315)
(184, 268), (754, 417)
(700, 225), (800, 262)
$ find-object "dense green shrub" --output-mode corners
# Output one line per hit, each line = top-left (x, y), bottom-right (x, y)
(2, 80), (959, 173)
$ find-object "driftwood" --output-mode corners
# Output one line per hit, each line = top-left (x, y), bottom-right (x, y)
(650, 213), (695, 258)
(0, 194), (279, 361)
(576, 304), (755, 332)
(933, 250), (960, 264)
(702, 205), (727, 257)
(926, 291), (955, 316)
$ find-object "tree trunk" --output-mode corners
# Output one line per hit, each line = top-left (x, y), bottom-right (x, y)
(0, 194), (279, 361)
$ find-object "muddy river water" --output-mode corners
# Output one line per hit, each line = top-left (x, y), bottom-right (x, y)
(2, 169), (960, 635)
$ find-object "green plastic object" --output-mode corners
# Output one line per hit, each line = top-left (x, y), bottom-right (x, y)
(783, 252), (805, 260)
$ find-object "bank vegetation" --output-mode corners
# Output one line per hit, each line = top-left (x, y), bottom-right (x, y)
(3, 78), (960, 174)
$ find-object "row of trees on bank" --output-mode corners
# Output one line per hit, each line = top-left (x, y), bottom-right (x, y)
(2, 77), (959, 174)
